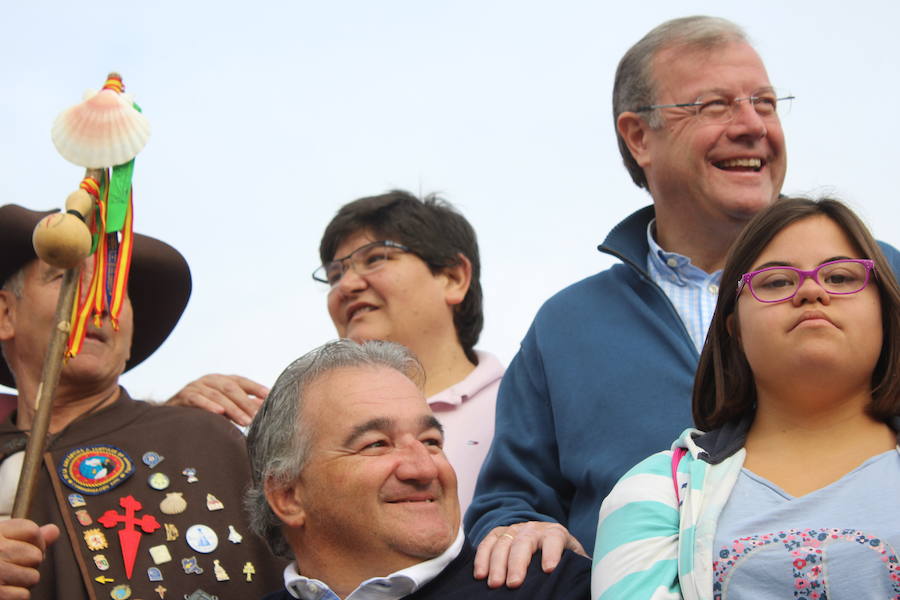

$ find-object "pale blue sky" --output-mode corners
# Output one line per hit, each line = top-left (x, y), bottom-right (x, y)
(2, 1), (898, 398)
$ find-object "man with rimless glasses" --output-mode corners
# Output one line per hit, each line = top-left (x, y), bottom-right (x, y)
(465, 15), (900, 589)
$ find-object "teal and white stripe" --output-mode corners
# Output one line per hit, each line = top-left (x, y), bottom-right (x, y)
(591, 429), (744, 600)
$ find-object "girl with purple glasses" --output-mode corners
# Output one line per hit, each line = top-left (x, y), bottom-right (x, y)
(592, 197), (900, 599)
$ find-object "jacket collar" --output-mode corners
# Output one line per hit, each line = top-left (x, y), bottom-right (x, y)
(596, 205), (656, 277)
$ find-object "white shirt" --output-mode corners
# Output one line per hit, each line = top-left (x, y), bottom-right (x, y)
(283, 528), (465, 600)
(645, 220), (722, 353)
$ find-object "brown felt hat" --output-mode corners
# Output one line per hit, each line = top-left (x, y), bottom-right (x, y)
(0, 204), (192, 389)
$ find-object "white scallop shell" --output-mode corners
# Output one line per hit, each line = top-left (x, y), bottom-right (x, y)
(51, 88), (151, 168)
(160, 492), (187, 515)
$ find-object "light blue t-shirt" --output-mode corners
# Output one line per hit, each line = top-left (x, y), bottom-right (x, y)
(712, 449), (900, 598)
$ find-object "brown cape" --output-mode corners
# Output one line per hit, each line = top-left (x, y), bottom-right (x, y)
(0, 389), (286, 599)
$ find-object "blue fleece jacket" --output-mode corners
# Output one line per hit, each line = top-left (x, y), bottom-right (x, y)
(464, 205), (900, 551)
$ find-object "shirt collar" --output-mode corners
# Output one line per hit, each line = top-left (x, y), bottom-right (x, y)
(283, 528), (465, 600)
(645, 219), (722, 284)
(427, 351), (504, 408)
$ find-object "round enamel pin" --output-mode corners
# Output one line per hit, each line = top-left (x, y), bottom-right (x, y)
(185, 524), (219, 553)
(148, 472), (170, 490)
(59, 446), (134, 495)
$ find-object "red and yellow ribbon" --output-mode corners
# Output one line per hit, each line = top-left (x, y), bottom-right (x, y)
(66, 174), (134, 359)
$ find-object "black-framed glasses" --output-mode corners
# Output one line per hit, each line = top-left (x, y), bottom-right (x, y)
(737, 259), (876, 303)
(312, 240), (412, 287)
(635, 89), (794, 124)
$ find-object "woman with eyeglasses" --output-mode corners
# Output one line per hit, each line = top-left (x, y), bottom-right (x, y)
(592, 197), (900, 600)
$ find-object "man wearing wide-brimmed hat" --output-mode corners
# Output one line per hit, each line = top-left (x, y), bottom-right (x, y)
(0, 204), (284, 599)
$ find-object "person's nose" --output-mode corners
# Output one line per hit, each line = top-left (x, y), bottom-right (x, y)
(791, 273), (831, 306)
(726, 98), (768, 141)
(334, 263), (368, 296)
(393, 440), (439, 484)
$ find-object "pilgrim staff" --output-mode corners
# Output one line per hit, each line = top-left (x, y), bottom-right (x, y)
(12, 72), (149, 518)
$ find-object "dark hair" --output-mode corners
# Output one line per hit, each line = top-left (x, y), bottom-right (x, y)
(694, 197), (900, 429)
(319, 190), (483, 363)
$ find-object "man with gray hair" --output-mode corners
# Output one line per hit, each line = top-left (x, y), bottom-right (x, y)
(465, 14), (900, 588)
(246, 339), (589, 599)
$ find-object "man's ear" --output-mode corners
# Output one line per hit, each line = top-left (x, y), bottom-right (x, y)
(442, 254), (473, 307)
(264, 478), (307, 529)
(616, 112), (654, 168)
(0, 290), (17, 342)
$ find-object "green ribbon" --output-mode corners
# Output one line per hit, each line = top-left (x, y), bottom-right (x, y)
(106, 159), (134, 233)
(105, 102), (142, 233)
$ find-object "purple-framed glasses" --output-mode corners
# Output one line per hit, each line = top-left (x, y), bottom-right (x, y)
(737, 258), (876, 303)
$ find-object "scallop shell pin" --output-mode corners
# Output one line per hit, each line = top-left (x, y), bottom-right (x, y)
(160, 492), (187, 515)
(51, 72), (151, 168)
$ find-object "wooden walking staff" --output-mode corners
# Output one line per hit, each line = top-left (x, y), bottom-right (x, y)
(11, 179), (96, 518)
(11, 72), (150, 519)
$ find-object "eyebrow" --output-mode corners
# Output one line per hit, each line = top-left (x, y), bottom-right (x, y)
(330, 240), (380, 264)
(40, 266), (65, 281)
(343, 414), (444, 447)
(752, 256), (853, 270)
(693, 86), (776, 98)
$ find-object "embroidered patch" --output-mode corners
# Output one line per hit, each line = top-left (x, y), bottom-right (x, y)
(59, 446), (134, 495)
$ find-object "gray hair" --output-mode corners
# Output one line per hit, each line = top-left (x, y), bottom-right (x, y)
(244, 339), (425, 558)
(613, 16), (749, 190)
(1, 268), (24, 298)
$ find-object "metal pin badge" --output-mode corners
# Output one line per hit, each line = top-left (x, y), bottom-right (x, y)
(227, 525), (243, 544)
(206, 494), (224, 511)
(182, 556), (204, 575)
(160, 492), (187, 515)
(148, 472), (170, 490)
(142, 451), (164, 468)
(186, 524), (219, 553)
(213, 559), (229, 581)
(93, 554), (110, 571)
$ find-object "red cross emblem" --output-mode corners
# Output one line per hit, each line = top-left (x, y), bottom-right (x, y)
(98, 495), (161, 578)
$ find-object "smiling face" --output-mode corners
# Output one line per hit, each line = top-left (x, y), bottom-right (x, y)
(326, 230), (458, 350)
(734, 216), (882, 392)
(639, 41), (787, 229)
(0, 258), (133, 392)
(289, 365), (460, 574)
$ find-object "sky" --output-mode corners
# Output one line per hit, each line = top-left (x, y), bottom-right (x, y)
(2, 1), (898, 399)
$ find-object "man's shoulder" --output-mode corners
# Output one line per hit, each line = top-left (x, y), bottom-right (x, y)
(407, 543), (590, 599)
(539, 265), (636, 311)
(129, 399), (246, 441)
(517, 549), (591, 596)
(878, 239), (900, 272)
